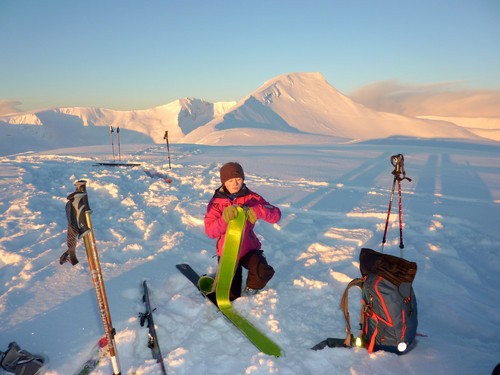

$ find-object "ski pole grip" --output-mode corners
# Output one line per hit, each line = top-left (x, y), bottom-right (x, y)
(75, 179), (87, 192)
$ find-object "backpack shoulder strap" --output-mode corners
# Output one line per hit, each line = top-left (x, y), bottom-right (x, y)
(340, 278), (364, 347)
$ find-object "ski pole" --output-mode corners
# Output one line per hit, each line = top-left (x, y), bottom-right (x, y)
(164, 131), (171, 170)
(397, 178), (404, 252)
(393, 154), (411, 251)
(72, 180), (122, 375)
(117, 127), (121, 162)
(110, 126), (115, 162)
(381, 177), (397, 252)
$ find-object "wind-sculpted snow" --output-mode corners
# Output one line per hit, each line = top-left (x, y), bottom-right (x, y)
(0, 141), (499, 374)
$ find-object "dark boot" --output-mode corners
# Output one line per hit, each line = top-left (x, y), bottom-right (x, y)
(240, 250), (275, 290)
(229, 264), (242, 300)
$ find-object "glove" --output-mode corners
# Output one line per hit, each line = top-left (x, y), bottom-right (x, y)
(247, 207), (258, 224)
(222, 205), (238, 223)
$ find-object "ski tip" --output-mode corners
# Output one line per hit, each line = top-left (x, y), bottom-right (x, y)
(270, 349), (282, 357)
(261, 345), (282, 357)
(197, 275), (215, 294)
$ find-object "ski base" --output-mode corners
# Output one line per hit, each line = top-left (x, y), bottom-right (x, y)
(176, 263), (281, 356)
(220, 304), (282, 357)
(214, 207), (281, 357)
(176, 207), (282, 357)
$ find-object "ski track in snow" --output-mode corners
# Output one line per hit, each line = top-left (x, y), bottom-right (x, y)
(0, 143), (499, 374)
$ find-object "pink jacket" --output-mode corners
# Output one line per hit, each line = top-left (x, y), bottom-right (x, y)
(204, 185), (281, 259)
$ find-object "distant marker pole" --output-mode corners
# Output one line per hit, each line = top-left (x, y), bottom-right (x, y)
(110, 126), (116, 162)
(164, 130), (172, 169)
(117, 127), (121, 161)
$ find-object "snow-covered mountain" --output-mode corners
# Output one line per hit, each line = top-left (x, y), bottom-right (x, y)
(0, 98), (236, 155)
(57, 98), (237, 143)
(418, 115), (500, 141)
(0, 72), (494, 156)
(180, 73), (482, 145)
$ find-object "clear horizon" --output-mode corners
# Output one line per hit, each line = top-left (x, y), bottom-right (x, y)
(1, 0), (499, 117)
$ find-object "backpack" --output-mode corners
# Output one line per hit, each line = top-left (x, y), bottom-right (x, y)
(0, 342), (45, 375)
(340, 248), (418, 354)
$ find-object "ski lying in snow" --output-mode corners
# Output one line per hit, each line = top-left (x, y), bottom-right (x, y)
(77, 336), (109, 375)
(176, 263), (282, 357)
(139, 280), (167, 375)
(176, 206), (282, 357)
(176, 264), (217, 305)
(94, 162), (142, 167)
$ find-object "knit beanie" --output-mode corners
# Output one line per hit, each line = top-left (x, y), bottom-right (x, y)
(220, 162), (245, 185)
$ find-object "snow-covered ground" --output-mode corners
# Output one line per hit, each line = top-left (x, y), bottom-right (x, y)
(1, 139), (499, 374)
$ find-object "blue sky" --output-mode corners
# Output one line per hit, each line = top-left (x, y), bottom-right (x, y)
(1, 0), (499, 116)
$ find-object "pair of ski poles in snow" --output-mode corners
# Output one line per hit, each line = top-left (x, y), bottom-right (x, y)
(109, 126), (121, 162)
(382, 154), (412, 255)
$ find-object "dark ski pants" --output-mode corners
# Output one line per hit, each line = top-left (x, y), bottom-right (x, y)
(229, 250), (275, 300)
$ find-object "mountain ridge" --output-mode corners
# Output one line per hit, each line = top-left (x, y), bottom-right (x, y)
(1, 72), (494, 155)
(179, 72), (484, 145)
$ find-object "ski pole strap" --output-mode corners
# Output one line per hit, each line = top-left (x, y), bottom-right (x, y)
(59, 180), (91, 266)
(138, 311), (150, 327)
(340, 278), (364, 347)
(390, 154), (412, 182)
(60, 199), (80, 265)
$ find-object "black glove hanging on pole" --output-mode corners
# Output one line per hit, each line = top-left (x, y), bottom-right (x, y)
(59, 181), (91, 265)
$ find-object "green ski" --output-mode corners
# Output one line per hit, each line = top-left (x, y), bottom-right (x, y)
(215, 206), (282, 357)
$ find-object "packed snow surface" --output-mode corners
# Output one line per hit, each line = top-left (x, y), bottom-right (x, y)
(1, 138), (499, 374)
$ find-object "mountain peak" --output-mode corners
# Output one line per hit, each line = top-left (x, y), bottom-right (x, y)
(179, 72), (481, 145)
